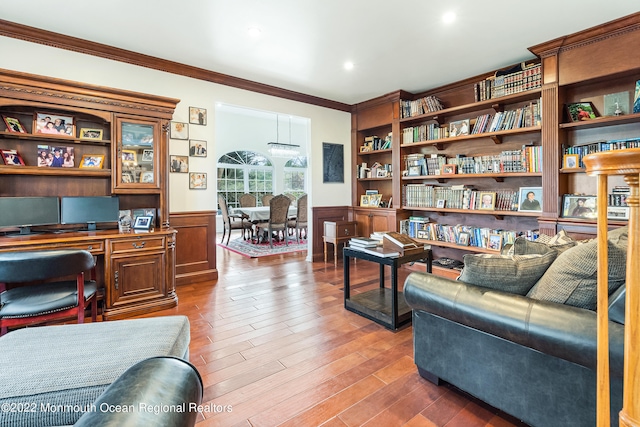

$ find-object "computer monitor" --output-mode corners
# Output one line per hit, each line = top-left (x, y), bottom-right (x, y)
(0, 196), (60, 235)
(60, 196), (120, 231)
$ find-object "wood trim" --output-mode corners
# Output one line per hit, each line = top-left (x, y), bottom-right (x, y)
(170, 211), (218, 285)
(0, 19), (351, 113)
(311, 206), (351, 262)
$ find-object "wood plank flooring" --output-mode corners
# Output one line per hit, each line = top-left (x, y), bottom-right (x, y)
(144, 244), (530, 427)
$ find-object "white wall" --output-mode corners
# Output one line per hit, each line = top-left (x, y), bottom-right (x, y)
(0, 36), (352, 254)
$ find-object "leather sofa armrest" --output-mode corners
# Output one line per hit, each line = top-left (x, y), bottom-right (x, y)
(404, 272), (624, 376)
(74, 357), (203, 427)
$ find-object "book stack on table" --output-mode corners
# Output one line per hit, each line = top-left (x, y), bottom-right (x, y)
(382, 232), (426, 256)
(348, 237), (401, 258)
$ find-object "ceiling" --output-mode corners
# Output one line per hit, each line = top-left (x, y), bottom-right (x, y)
(1, 1), (638, 105)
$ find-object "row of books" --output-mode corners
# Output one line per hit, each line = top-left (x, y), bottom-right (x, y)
(474, 62), (542, 102)
(563, 137), (640, 168)
(363, 133), (392, 151)
(400, 96), (444, 119)
(609, 186), (630, 207)
(470, 100), (542, 133)
(403, 184), (520, 211)
(401, 123), (448, 143)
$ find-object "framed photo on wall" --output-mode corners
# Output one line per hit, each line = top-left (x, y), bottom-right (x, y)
(170, 155), (189, 173)
(189, 107), (207, 125)
(323, 142), (344, 183)
(189, 172), (207, 189)
(189, 140), (207, 157)
(170, 121), (189, 140)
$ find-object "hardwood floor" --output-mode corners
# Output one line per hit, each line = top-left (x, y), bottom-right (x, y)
(145, 244), (529, 427)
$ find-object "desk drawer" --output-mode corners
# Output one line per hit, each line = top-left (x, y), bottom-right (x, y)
(0, 240), (105, 254)
(324, 221), (357, 239)
(110, 236), (165, 253)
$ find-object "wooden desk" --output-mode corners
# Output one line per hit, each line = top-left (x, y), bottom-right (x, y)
(0, 228), (177, 320)
(323, 221), (357, 265)
(343, 247), (432, 330)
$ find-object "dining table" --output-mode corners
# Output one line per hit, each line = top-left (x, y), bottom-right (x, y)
(231, 206), (297, 222)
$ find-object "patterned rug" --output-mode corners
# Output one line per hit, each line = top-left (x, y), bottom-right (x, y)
(218, 236), (308, 258)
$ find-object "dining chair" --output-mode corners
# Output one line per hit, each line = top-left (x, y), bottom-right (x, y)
(256, 195), (293, 248)
(287, 194), (308, 242)
(239, 193), (257, 208)
(284, 193), (297, 202)
(261, 194), (274, 207)
(218, 194), (252, 244)
(0, 249), (98, 336)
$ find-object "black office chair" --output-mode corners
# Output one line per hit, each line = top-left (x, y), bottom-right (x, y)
(0, 250), (98, 336)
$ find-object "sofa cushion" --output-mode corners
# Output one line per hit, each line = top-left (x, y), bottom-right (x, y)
(527, 226), (628, 310)
(458, 247), (557, 295)
(531, 229), (578, 254)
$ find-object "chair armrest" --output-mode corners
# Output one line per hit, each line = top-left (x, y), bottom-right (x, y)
(404, 272), (624, 375)
(74, 357), (203, 427)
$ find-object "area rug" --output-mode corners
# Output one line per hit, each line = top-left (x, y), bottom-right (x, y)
(218, 237), (308, 258)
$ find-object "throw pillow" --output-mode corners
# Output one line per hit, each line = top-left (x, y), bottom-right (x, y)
(527, 226), (628, 310)
(532, 229), (578, 254)
(458, 249), (557, 295)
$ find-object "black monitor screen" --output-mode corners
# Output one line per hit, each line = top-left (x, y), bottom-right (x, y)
(61, 196), (119, 230)
(0, 197), (60, 233)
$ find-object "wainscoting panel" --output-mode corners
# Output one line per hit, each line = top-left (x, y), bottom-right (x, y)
(311, 206), (351, 262)
(170, 211), (218, 285)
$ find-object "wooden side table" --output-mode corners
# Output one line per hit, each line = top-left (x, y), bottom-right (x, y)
(323, 221), (357, 265)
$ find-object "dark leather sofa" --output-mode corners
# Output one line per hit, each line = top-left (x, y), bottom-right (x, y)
(404, 272), (626, 427)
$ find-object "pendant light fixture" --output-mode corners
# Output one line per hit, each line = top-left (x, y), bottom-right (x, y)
(267, 114), (300, 158)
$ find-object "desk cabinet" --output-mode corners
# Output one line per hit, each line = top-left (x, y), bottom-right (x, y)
(352, 207), (410, 236)
(323, 221), (357, 265)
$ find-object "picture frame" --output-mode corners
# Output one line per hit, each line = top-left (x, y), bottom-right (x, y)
(376, 169), (388, 178)
(132, 215), (153, 230)
(458, 231), (470, 246)
(322, 142), (344, 183)
(566, 102), (598, 122)
(518, 186), (543, 212)
(488, 233), (503, 251)
(79, 154), (104, 169)
(50, 146), (74, 168)
(141, 149), (154, 163)
(0, 149), (25, 166)
(122, 122), (154, 146)
(189, 139), (207, 157)
(189, 107), (207, 125)
(441, 164), (457, 175)
(189, 172), (207, 189)
(436, 199), (446, 209)
(478, 192), (496, 210)
(79, 128), (103, 140)
(562, 194), (597, 219)
(369, 194), (382, 207)
(3, 116), (26, 133)
(563, 154), (580, 169)
(603, 91), (629, 116)
(140, 171), (154, 183)
(121, 150), (137, 163)
(170, 121), (189, 140)
(170, 155), (189, 173)
(607, 206), (630, 220)
(37, 145), (50, 167)
(407, 165), (422, 176)
(360, 195), (370, 207)
(365, 189), (378, 195)
(359, 145), (371, 153)
(121, 172), (134, 183)
(449, 119), (470, 137)
(35, 112), (74, 136)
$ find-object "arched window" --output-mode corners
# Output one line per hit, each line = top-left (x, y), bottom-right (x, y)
(283, 156), (308, 199)
(217, 151), (273, 208)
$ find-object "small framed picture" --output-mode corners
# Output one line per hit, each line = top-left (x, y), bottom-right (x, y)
(369, 194), (382, 207)
(365, 190), (379, 195)
(408, 165), (422, 176)
(189, 172), (207, 189)
(563, 154), (580, 169)
(436, 199), (446, 209)
(441, 164), (457, 175)
(170, 155), (189, 173)
(35, 112), (74, 136)
(121, 150), (136, 163)
(359, 145), (371, 153)
(458, 232), (470, 246)
(79, 128), (103, 140)
(37, 145), (50, 167)
(478, 192), (496, 210)
(3, 116), (26, 133)
(488, 233), (503, 251)
(449, 119), (470, 137)
(566, 102), (599, 122)
(133, 215), (153, 230)
(49, 146), (74, 168)
(189, 140), (207, 157)
(360, 195), (370, 207)
(79, 154), (104, 169)
(189, 107), (207, 125)
(0, 149), (25, 166)
(121, 172), (134, 183)
(518, 187), (543, 212)
(376, 169), (388, 178)
(562, 195), (597, 219)
(141, 149), (154, 163)
(140, 171), (154, 183)
(170, 121), (189, 140)
(607, 206), (630, 220)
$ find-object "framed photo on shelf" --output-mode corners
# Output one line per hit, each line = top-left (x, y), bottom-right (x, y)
(79, 154), (104, 169)
(140, 149), (153, 163)
(436, 199), (446, 209)
(518, 187), (543, 212)
(35, 112), (74, 136)
(566, 102), (598, 122)
(37, 145), (50, 167)
(478, 192), (496, 210)
(189, 139), (207, 157)
(189, 172), (207, 189)
(169, 121), (189, 140)
(121, 172), (134, 183)
(458, 232), (470, 246)
(562, 195), (597, 219)
(0, 149), (25, 165)
(376, 169), (388, 178)
(407, 165), (422, 176)
(365, 189), (378, 195)
(449, 119), (470, 137)
(140, 171), (154, 183)
(170, 155), (188, 173)
(359, 145), (371, 153)
(79, 128), (103, 140)
(360, 195), (370, 207)
(603, 91), (629, 116)
(132, 215), (153, 230)
(607, 206), (630, 220)
(3, 116), (26, 133)
(189, 107), (207, 125)
(441, 164), (457, 175)
(563, 154), (580, 169)
(369, 194), (382, 207)
(121, 150), (136, 163)
(488, 233), (503, 251)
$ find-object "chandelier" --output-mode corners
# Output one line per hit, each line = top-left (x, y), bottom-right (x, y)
(268, 114), (300, 158)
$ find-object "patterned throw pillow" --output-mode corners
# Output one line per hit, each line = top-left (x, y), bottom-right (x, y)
(532, 229), (577, 254)
(527, 226), (628, 310)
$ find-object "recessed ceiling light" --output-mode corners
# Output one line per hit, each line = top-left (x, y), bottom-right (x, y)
(344, 61), (354, 71)
(247, 27), (261, 38)
(442, 11), (456, 24)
